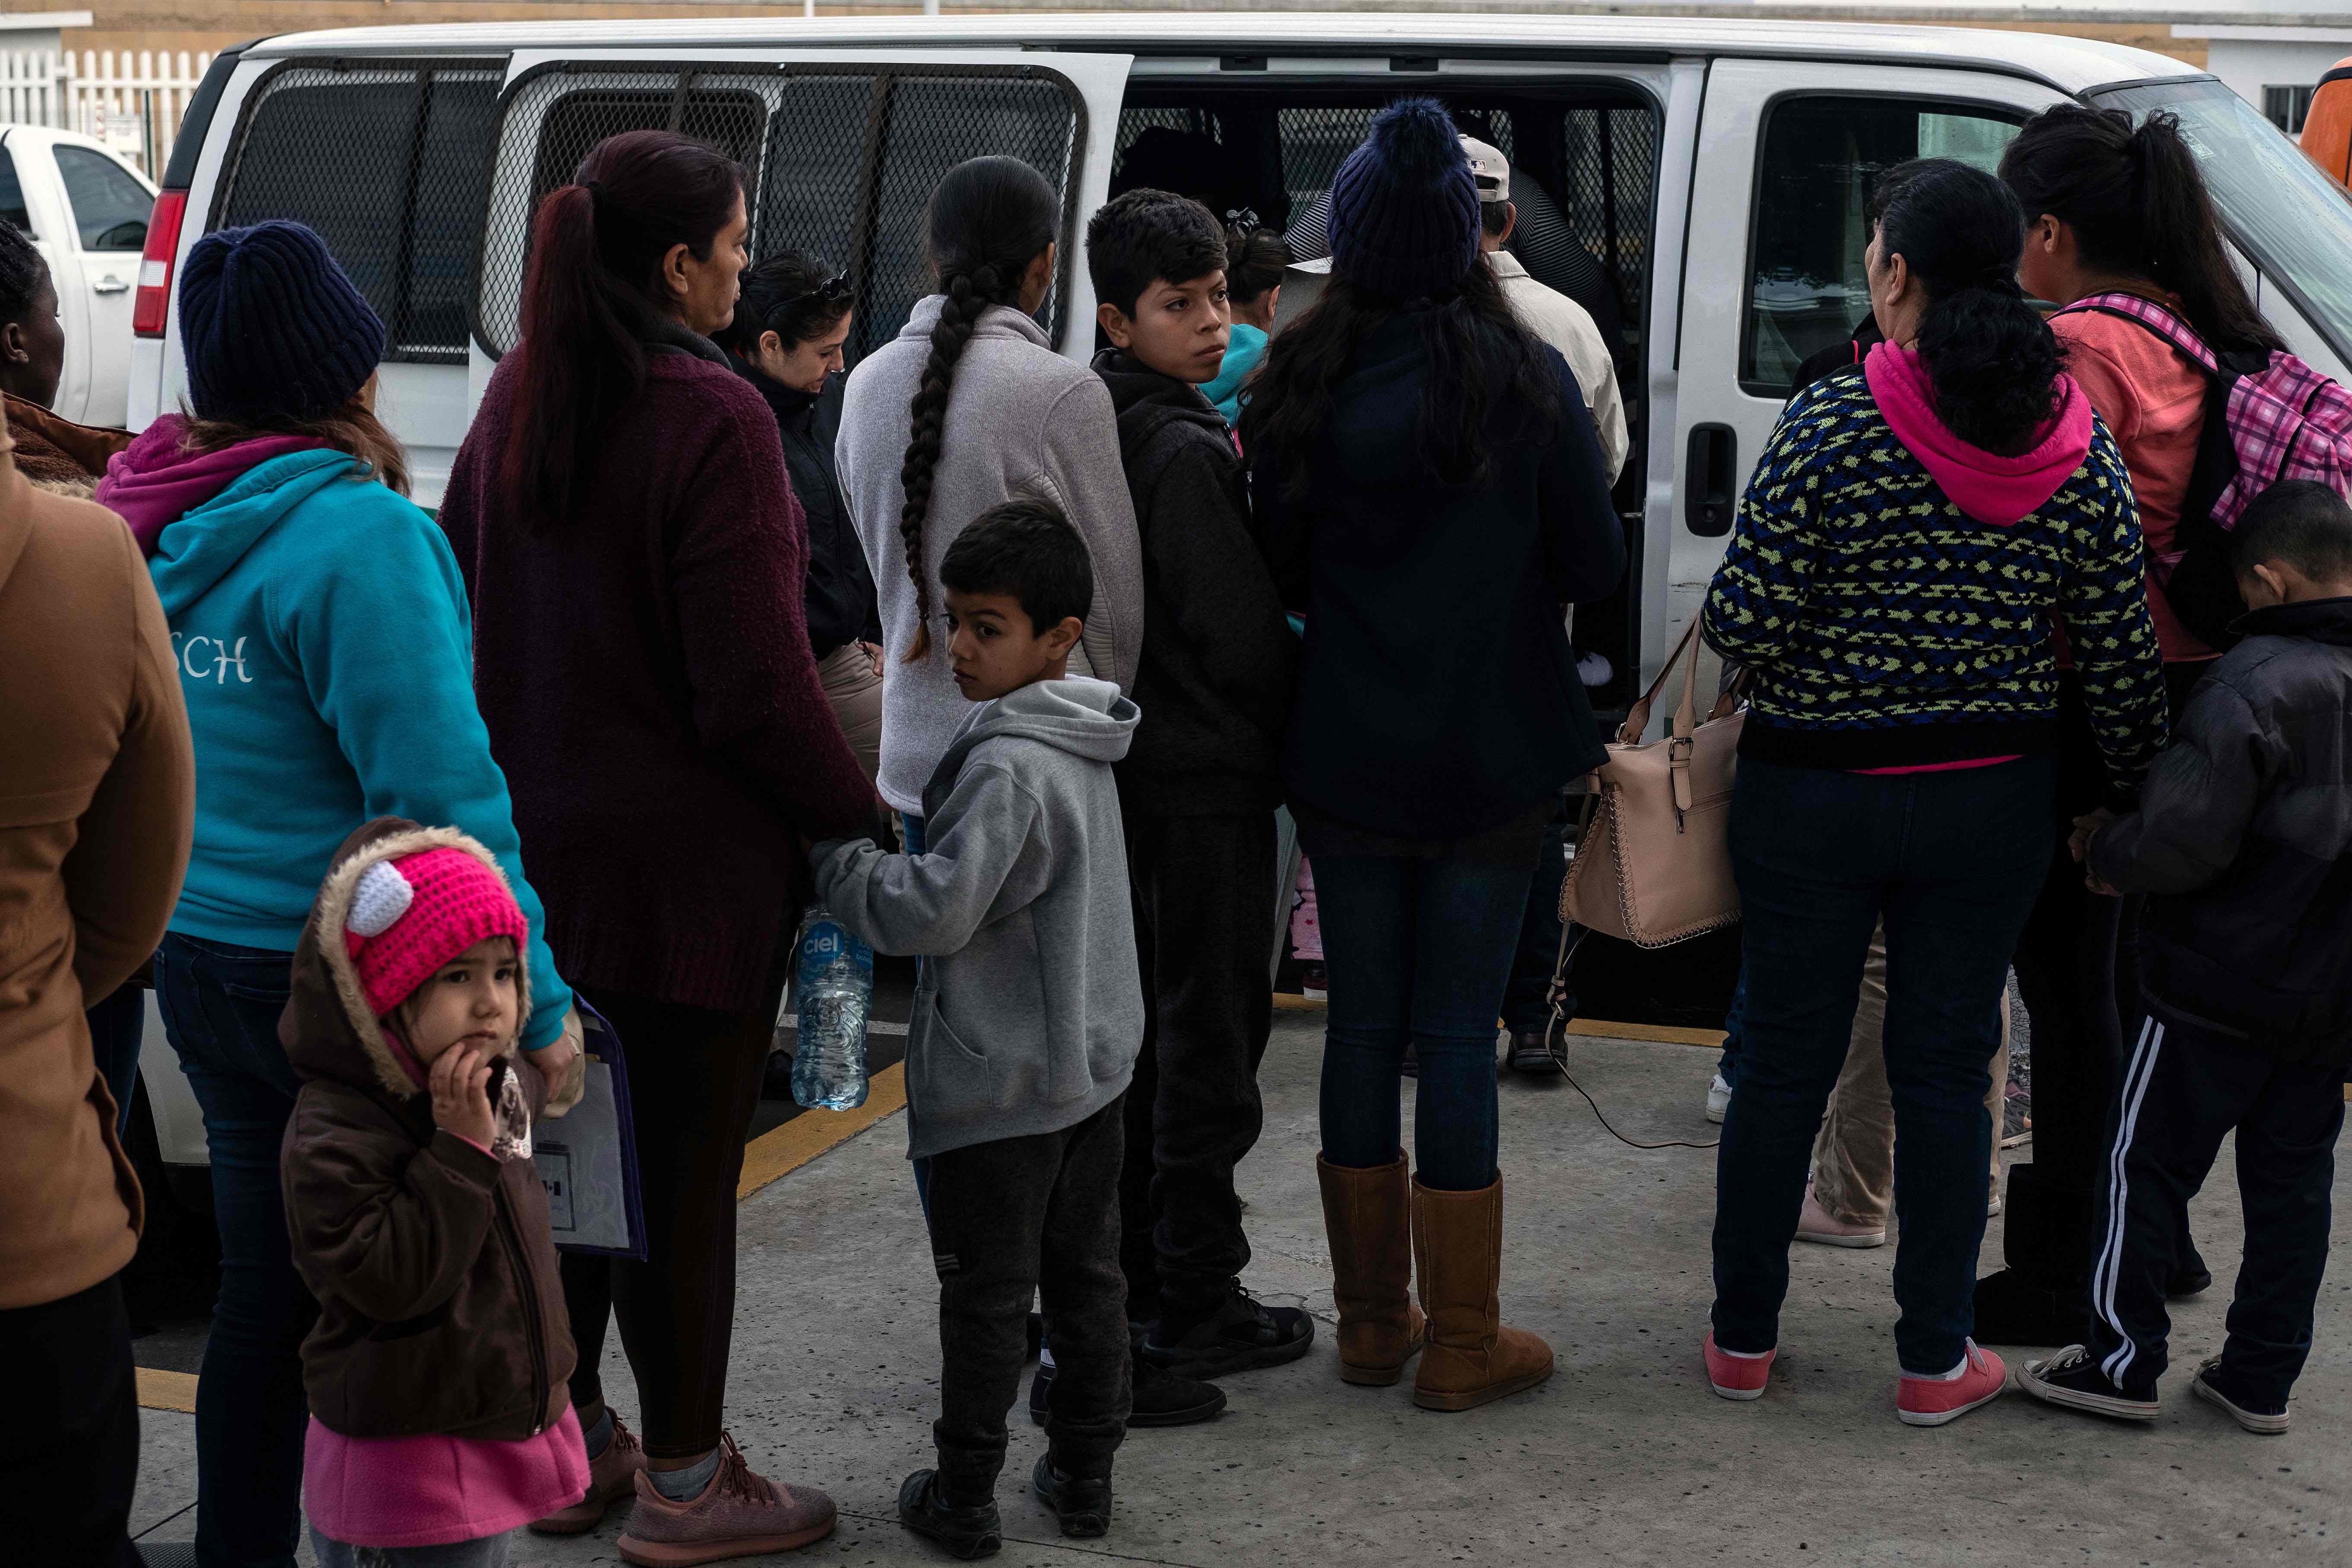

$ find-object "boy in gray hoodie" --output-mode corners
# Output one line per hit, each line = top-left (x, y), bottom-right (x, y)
(812, 500), (1142, 1559)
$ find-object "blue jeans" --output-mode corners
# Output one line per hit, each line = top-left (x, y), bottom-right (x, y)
(1314, 848), (1540, 1192)
(154, 932), (312, 1568)
(1499, 798), (1573, 1035)
(309, 1527), (510, 1567)
(1711, 757), (2051, 1374)
(1717, 967), (1748, 1088)
(87, 983), (146, 1139)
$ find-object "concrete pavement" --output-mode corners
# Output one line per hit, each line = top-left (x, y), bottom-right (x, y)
(129, 1013), (2349, 1565)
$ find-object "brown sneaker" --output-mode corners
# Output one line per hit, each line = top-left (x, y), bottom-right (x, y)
(617, 1432), (837, 1565)
(532, 1412), (649, 1535)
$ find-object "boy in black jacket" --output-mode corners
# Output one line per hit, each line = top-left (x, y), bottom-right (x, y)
(2019, 480), (2352, 1435)
(1079, 188), (1309, 1398)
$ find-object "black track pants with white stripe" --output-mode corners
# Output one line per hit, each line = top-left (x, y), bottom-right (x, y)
(2085, 1011), (2345, 1402)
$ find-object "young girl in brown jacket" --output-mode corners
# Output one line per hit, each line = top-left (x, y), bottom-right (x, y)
(279, 818), (591, 1567)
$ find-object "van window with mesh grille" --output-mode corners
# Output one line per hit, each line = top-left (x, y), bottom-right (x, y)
(214, 62), (502, 362)
(475, 64), (1083, 364)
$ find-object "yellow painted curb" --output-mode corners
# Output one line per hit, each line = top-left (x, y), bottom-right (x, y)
(737, 1060), (907, 1201)
(1272, 992), (1325, 1011)
(1563, 1018), (1728, 1050)
(137, 1367), (198, 1413)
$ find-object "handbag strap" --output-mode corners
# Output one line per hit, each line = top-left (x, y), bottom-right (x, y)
(1617, 620), (1704, 744)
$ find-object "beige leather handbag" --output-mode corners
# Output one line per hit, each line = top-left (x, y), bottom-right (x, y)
(1560, 620), (1744, 949)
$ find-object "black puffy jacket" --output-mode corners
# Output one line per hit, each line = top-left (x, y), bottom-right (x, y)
(2091, 597), (2352, 1060)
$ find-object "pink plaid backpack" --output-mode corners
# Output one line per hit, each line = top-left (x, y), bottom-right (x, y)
(2058, 292), (2352, 647)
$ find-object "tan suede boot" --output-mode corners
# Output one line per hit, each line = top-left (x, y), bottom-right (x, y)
(1409, 1176), (1555, 1412)
(1316, 1151), (1426, 1386)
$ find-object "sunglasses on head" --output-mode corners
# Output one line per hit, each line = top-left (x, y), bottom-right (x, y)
(793, 274), (854, 308)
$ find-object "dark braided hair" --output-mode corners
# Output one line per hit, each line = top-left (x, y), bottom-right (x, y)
(896, 156), (1059, 662)
(0, 221), (45, 325)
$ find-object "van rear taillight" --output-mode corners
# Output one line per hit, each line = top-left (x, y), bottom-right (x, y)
(132, 190), (187, 337)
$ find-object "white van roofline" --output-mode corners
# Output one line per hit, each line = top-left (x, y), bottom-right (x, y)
(239, 12), (2200, 97)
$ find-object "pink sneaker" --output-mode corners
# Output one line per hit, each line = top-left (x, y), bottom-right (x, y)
(617, 1433), (836, 1565)
(1897, 1340), (2007, 1427)
(532, 1412), (648, 1535)
(1703, 1331), (1774, 1400)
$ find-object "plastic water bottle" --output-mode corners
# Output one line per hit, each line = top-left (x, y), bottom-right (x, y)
(791, 903), (873, 1110)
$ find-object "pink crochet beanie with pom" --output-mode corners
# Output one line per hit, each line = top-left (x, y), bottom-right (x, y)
(344, 846), (529, 1020)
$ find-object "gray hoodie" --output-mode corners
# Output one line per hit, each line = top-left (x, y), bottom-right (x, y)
(836, 297), (1145, 815)
(811, 677), (1143, 1160)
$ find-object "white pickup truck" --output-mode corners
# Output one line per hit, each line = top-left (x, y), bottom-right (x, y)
(0, 124), (154, 428)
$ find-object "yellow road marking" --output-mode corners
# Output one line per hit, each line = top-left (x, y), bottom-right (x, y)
(137, 1367), (197, 1413)
(1563, 1018), (1728, 1049)
(737, 1060), (908, 1201)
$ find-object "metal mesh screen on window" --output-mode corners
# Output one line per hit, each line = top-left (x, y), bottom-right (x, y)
(214, 62), (502, 362)
(854, 75), (1079, 363)
(1562, 106), (1656, 317)
(475, 65), (1079, 363)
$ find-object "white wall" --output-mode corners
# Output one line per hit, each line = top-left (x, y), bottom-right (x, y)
(2184, 29), (2352, 131)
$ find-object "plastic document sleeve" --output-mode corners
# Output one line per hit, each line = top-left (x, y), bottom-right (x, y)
(533, 1002), (647, 1260)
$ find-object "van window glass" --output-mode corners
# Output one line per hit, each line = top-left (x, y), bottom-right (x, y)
(478, 65), (1084, 362)
(0, 146), (29, 234)
(1743, 97), (2021, 393)
(214, 62), (503, 363)
(54, 145), (149, 251)
(2096, 77), (2352, 369)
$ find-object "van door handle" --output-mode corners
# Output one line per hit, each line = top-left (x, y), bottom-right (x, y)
(1684, 423), (1737, 537)
(94, 274), (130, 293)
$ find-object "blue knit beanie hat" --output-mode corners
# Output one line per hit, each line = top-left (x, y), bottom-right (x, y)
(1327, 99), (1481, 301)
(178, 221), (385, 422)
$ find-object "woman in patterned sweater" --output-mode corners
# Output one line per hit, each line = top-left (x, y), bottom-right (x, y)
(1696, 159), (2168, 1428)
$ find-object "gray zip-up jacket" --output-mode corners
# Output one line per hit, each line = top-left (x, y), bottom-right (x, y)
(811, 677), (1144, 1159)
(837, 298), (1145, 815)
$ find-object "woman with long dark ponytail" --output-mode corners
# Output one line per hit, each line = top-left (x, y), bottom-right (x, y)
(439, 128), (872, 1557)
(836, 155), (1141, 843)
(1980, 106), (2276, 1346)
(1247, 100), (1623, 1414)
(1699, 158), (2168, 1426)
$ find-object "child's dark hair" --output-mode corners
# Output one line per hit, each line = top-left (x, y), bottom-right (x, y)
(2001, 104), (2282, 353)
(897, 156), (1060, 662)
(940, 499), (1094, 636)
(1867, 158), (2062, 456)
(2234, 480), (2352, 583)
(1224, 223), (1290, 306)
(1086, 188), (1227, 319)
(717, 248), (850, 358)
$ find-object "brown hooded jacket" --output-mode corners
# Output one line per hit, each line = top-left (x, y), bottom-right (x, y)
(279, 816), (575, 1440)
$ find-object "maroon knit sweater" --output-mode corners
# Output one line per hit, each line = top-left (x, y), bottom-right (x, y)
(440, 346), (878, 1016)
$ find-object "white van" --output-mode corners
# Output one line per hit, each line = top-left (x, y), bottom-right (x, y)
(125, 13), (2352, 1165)
(0, 125), (155, 427)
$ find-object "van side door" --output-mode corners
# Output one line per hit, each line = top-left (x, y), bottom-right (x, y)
(51, 141), (155, 429)
(1666, 61), (2065, 663)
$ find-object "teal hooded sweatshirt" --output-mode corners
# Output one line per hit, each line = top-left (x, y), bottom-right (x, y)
(145, 448), (571, 1049)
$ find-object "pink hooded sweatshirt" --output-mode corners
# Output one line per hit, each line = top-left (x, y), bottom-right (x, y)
(96, 413), (323, 558)
(1863, 342), (2093, 525)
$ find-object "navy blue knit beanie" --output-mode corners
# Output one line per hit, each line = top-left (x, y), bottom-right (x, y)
(178, 221), (385, 422)
(1327, 99), (1480, 301)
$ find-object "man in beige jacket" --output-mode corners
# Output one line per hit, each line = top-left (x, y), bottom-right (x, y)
(0, 412), (194, 1561)
(1462, 134), (1628, 484)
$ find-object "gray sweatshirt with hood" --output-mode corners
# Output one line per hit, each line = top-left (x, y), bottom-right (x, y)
(811, 677), (1143, 1160)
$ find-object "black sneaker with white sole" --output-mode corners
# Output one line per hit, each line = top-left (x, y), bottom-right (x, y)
(1144, 1286), (1316, 1379)
(2017, 1345), (2160, 1422)
(2191, 1357), (2291, 1434)
(1031, 1454), (1113, 1538)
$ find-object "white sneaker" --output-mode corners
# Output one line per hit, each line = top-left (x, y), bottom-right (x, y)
(1704, 1073), (1731, 1124)
(1576, 650), (1614, 688)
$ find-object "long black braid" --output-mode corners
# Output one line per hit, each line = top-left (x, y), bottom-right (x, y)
(896, 156), (1058, 661)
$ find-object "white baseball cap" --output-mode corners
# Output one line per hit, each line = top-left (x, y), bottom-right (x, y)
(1458, 134), (1510, 204)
